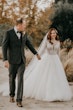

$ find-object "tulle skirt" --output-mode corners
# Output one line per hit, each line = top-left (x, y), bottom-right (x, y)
(0, 53), (72, 101)
(23, 53), (73, 101)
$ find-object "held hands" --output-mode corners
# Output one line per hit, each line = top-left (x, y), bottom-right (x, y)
(36, 54), (41, 60)
(4, 55), (41, 68)
(4, 60), (9, 68)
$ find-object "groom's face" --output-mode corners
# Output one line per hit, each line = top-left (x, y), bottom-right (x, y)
(22, 21), (26, 31)
(17, 21), (26, 32)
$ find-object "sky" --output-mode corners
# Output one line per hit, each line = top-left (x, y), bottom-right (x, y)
(3, 0), (55, 14)
(37, 0), (55, 10)
(6, 0), (55, 11)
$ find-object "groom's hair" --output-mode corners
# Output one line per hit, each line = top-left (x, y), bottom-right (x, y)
(16, 18), (23, 25)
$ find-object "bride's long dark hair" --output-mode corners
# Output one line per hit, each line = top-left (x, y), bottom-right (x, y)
(47, 28), (59, 44)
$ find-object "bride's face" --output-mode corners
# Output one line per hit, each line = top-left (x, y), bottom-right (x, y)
(50, 30), (57, 39)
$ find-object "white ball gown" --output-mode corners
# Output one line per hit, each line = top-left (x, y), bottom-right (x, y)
(23, 40), (73, 101)
(0, 35), (73, 101)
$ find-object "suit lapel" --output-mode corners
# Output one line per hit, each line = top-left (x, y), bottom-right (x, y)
(12, 28), (19, 39)
(11, 29), (22, 46)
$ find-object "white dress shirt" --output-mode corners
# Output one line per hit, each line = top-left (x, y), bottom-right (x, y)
(14, 26), (21, 39)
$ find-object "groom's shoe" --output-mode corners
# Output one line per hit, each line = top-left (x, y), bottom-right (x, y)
(17, 102), (23, 107)
(10, 97), (15, 103)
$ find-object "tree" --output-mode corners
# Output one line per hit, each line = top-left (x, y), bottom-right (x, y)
(0, 0), (9, 23)
(0, 0), (54, 46)
(50, 3), (73, 41)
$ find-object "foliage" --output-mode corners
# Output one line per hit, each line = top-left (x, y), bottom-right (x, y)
(0, 23), (12, 46)
(50, 2), (73, 41)
(0, 0), (73, 46)
(0, 0), (53, 46)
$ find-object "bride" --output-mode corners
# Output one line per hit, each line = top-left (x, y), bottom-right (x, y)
(0, 28), (73, 101)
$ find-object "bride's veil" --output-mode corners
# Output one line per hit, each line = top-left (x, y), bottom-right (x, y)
(24, 33), (48, 79)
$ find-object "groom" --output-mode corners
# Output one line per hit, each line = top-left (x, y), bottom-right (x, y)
(2, 18), (41, 107)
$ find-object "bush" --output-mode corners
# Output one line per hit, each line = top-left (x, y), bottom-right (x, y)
(0, 23), (12, 46)
(50, 3), (73, 42)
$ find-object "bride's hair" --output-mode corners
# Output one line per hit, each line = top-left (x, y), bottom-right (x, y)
(47, 28), (59, 44)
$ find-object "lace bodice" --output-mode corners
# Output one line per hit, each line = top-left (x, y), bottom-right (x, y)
(46, 41), (60, 55)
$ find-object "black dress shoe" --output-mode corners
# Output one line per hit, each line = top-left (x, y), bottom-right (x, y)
(10, 97), (15, 103)
(17, 102), (23, 107)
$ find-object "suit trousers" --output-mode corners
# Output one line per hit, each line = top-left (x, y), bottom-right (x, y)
(9, 61), (25, 102)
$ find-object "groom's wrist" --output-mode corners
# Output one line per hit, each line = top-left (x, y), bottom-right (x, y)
(36, 53), (38, 55)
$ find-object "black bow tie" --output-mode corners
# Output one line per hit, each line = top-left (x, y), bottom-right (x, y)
(17, 31), (22, 34)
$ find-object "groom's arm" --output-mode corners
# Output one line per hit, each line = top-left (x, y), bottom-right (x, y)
(2, 31), (10, 68)
(2, 31), (9, 61)
(25, 35), (41, 60)
(25, 35), (37, 54)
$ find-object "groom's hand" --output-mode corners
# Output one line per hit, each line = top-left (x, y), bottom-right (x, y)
(36, 54), (41, 60)
(4, 60), (9, 68)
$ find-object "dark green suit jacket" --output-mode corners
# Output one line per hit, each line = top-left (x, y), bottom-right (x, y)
(2, 28), (37, 64)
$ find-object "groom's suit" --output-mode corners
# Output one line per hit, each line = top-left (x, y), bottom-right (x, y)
(2, 28), (37, 102)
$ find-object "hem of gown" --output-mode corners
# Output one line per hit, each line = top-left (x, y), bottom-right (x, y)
(24, 96), (73, 102)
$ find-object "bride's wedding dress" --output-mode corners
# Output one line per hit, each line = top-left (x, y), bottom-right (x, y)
(0, 35), (72, 101)
(23, 40), (72, 101)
